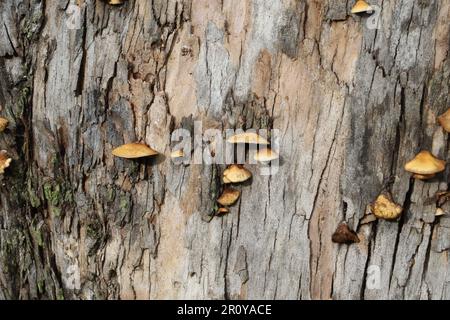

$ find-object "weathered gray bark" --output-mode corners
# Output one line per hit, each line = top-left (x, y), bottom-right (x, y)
(0, 0), (449, 300)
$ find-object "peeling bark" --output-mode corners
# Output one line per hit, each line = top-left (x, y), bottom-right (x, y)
(0, 0), (449, 300)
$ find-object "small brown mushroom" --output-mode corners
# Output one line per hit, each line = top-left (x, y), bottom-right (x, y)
(351, 0), (373, 14)
(216, 207), (230, 215)
(404, 151), (446, 176)
(217, 188), (240, 207)
(227, 132), (269, 145)
(254, 148), (279, 162)
(112, 143), (158, 159)
(372, 192), (403, 220)
(0, 118), (8, 132)
(223, 164), (252, 183)
(438, 109), (450, 133)
(0, 150), (12, 174)
(435, 207), (446, 217)
(332, 223), (360, 244)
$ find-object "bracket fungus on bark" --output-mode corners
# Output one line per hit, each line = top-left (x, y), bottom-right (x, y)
(438, 109), (450, 133)
(371, 192), (403, 220)
(0, 150), (12, 174)
(217, 188), (241, 207)
(112, 143), (158, 159)
(223, 165), (252, 184)
(351, 0), (373, 14)
(227, 132), (269, 145)
(0, 118), (8, 132)
(254, 148), (279, 162)
(332, 223), (360, 244)
(404, 151), (446, 178)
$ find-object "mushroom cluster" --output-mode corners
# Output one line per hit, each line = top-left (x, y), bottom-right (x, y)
(111, 131), (278, 217)
(216, 165), (250, 213)
(362, 111), (450, 226)
(215, 132), (278, 215)
(364, 109), (450, 224)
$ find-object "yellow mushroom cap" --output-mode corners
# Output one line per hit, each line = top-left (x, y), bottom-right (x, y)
(0, 118), (8, 132)
(438, 109), (450, 133)
(223, 165), (252, 183)
(112, 143), (158, 159)
(254, 148), (279, 162)
(170, 149), (185, 158)
(227, 132), (269, 145)
(0, 150), (12, 174)
(217, 188), (241, 207)
(223, 176), (232, 184)
(404, 151), (446, 175)
(372, 193), (403, 220)
(351, 0), (373, 14)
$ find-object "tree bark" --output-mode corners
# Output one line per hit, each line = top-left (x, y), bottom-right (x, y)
(0, 0), (449, 300)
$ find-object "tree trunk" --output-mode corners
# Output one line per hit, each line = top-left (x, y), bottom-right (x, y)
(0, 0), (449, 300)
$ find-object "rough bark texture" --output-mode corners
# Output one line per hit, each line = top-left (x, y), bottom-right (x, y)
(0, 0), (449, 300)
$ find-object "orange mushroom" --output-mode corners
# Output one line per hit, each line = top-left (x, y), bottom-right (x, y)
(223, 165), (252, 184)
(404, 151), (446, 177)
(351, 0), (373, 14)
(372, 192), (403, 220)
(217, 188), (241, 207)
(112, 143), (158, 159)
